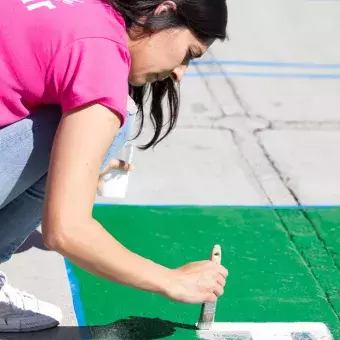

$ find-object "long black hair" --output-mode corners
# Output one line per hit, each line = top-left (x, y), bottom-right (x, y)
(104, 0), (228, 149)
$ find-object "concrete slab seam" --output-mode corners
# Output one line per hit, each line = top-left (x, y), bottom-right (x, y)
(270, 120), (340, 131)
(229, 130), (273, 204)
(176, 119), (340, 132)
(232, 132), (297, 205)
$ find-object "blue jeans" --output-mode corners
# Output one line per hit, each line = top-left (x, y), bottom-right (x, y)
(0, 105), (135, 263)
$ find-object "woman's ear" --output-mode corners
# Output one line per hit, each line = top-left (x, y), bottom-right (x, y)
(154, 1), (177, 15)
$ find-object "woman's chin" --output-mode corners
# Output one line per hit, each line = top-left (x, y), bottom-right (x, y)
(129, 81), (144, 87)
(128, 75), (148, 87)
(128, 80), (143, 87)
(129, 73), (161, 86)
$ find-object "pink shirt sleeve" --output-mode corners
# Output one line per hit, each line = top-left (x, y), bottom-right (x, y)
(47, 38), (131, 126)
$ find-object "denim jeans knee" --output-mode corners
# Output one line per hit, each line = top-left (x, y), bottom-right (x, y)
(0, 106), (136, 263)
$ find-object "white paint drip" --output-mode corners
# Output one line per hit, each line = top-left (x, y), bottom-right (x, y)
(196, 322), (333, 340)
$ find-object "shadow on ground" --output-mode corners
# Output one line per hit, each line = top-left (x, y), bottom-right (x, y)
(15, 230), (49, 254)
(0, 316), (197, 340)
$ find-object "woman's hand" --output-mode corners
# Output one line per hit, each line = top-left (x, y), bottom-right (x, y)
(98, 158), (134, 192)
(100, 158), (134, 176)
(163, 260), (228, 304)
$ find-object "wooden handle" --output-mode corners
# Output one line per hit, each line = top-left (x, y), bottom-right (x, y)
(210, 244), (221, 265)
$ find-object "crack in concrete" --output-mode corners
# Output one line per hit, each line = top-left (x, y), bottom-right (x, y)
(177, 114), (269, 133)
(271, 120), (340, 130)
(275, 209), (340, 323)
(195, 58), (227, 120)
(302, 211), (340, 274)
(177, 118), (340, 132)
(206, 51), (251, 117)
(229, 130), (275, 205)
(251, 135), (340, 294)
(254, 131), (299, 201)
(254, 131), (340, 327)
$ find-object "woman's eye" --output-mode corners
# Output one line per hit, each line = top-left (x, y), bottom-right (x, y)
(185, 50), (194, 62)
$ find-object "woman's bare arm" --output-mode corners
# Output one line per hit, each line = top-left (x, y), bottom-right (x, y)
(42, 104), (172, 294)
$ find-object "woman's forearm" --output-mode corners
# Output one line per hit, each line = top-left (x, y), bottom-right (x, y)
(44, 217), (172, 294)
(42, 105), (173, 295)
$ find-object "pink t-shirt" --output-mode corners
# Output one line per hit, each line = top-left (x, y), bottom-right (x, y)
(0, 0), (131, 127)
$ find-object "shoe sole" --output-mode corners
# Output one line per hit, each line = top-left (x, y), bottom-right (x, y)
(0, 320), (59, 333)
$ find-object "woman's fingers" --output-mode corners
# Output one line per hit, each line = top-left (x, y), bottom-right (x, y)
(216, 273), (226, 287)
(100, 158), (134, 176)
(109, 159), (134, 171)
(213, 284), (224, 297)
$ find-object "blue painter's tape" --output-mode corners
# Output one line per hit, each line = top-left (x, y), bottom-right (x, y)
(191, 60), (340, 69)
(184, 71), (340, 79)
(64, 259), (93, 339)
(94, 203), (340, 208)
(64, 259), (86, 326)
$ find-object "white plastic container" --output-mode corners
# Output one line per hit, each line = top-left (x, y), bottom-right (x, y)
(97, 97), (137, 199)
(97, 143), (134, 198)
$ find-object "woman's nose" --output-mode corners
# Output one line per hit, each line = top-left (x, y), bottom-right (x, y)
(171, 65), (188, 82)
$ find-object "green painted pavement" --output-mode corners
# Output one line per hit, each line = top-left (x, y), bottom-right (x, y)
(277, 208), (340, 322)
(68, 206), (340, 339)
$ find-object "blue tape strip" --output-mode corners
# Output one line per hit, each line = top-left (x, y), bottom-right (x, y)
(184, 71), (340, 79)
(64, 259), (86, 326)
(191, 60), (340, 69)
(94, 203), (340, 208)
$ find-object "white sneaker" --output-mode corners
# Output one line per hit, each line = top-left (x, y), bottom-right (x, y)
(0, 272), (62, 332)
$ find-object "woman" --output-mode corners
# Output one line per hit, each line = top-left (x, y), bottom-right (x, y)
(0, 0), (228, 332)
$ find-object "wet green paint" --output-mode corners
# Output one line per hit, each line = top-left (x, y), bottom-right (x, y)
(277, 208), (340, 321)
(68, 206), (340, 339)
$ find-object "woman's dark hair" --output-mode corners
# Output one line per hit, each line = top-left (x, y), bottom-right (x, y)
(103, 0), (228, 149)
